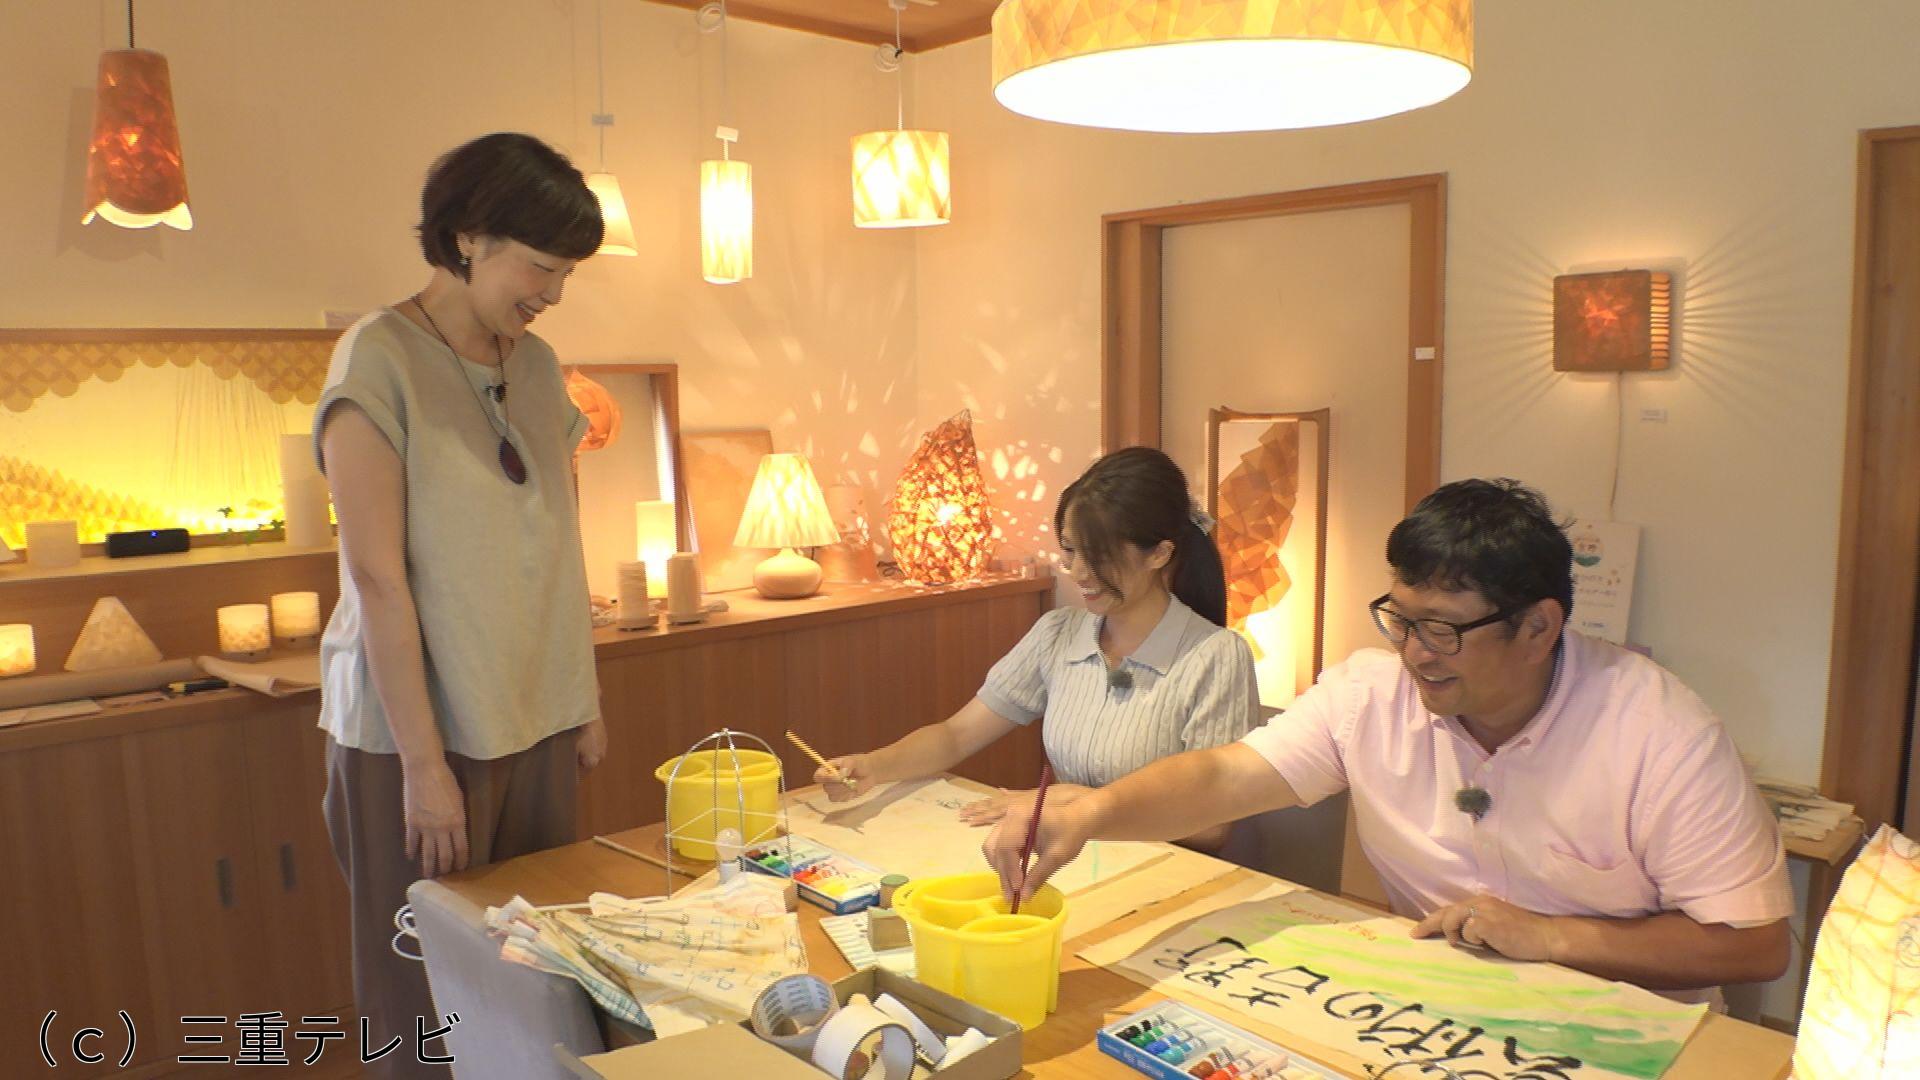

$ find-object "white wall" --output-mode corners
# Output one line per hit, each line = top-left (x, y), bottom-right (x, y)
(0, 0), (924, 512)
(912, 0), (1920, 785)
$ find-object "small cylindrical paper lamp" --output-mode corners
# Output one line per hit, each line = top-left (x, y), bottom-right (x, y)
(270, 591), (321, 647)
(616, 560), (655, 631)
(280, 434), (333, 548)
(635, 500), (677, 598)
(666, 552), (705, 625)
(25, 521), (81, 569)
(0, 624), (35, 677)
(217, 603), (271, 659)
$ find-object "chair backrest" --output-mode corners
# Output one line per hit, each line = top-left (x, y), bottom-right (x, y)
(407, 879), (607, 1079)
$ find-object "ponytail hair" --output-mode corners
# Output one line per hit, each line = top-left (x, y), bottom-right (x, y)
(1054, 447), (1230, 627)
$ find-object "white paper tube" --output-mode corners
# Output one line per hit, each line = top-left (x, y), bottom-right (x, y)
(666, 552), (705, 624)
(615, 560), (654, 631)
(280, 434), (333, 548)
(872, 992), (947, 1064)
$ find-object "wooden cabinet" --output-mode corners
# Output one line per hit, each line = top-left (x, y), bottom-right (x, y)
(2, 574), (1052, 1075)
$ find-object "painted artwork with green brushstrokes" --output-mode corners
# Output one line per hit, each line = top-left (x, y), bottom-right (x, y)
(1117, 894), (1707, 1080)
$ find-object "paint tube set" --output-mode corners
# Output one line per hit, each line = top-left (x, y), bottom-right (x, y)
(1098, 1001), (1340, 1080)
(742, 835), (887, 915)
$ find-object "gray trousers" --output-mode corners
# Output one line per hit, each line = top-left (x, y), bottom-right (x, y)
(322, 729), (580, 1080)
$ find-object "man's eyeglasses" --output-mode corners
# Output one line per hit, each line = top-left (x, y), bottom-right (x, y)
(1368, 594), (1525, 656)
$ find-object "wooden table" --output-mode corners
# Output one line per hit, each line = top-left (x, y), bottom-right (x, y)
(439, 790), (1796, 1080)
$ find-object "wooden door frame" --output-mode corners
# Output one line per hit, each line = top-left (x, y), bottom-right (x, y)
(1821, 126), (1920, 835)
(1101, 173), (1447, 513)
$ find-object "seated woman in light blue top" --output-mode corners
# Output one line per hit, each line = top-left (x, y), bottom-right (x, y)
(814, 447), (1259, 850)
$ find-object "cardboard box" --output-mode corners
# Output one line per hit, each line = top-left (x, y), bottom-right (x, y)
(562, 968), (1022, 1080)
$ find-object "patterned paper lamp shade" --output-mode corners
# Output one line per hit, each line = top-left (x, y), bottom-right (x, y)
(564, 369), (623, 453)
(701, 158), (753, 284)
(887, 411), (994, 584)
(1794, 824), (1920, 1078)
(584, 172), (638, 257)
(734, 454), (840, 599)
(83, 49), (192, 230)
(851, 130), (951, 228)
(991, 0), (1474, 133)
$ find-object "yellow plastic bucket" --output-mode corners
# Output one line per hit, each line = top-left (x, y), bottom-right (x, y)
(895, 872), (1067, 1029)
(654, 749), (783, 861)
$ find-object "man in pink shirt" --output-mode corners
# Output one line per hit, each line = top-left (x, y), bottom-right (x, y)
(985, 479), (1792, 999)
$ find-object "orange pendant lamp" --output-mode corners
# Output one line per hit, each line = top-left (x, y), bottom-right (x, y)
(84, 2), (191, 230)
(852, 0), (950, 229)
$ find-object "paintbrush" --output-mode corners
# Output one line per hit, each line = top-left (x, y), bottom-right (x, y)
(1012, 764), (1055, 915)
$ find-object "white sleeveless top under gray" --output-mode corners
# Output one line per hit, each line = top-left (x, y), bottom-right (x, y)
(312, 308), (598, 760)
(978, 597), (1259, 787)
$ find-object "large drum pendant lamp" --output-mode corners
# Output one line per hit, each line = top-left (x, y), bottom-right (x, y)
(991, 0), (1475, 134)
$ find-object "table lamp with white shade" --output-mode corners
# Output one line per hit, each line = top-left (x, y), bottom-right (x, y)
(733, 453), (840, 599)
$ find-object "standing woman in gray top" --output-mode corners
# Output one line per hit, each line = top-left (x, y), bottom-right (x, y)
(314, 133), (606, 1077)
(815, 447), (1258, 851)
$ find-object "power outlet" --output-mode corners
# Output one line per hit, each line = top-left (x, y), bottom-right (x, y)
(1639, 407), (1669, 423)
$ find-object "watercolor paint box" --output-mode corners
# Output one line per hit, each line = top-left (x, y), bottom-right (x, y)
(740, 835), (884, 915)
(1097, 1001), (1341, 1080)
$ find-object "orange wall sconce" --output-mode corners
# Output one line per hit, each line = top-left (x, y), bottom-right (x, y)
(1553, 270), (1672, 372)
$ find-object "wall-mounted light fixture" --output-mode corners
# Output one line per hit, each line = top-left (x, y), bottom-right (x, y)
(1553, 270), (1672, 372)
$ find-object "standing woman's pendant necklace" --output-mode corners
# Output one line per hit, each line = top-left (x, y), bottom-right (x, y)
(413, 298), (527, 484)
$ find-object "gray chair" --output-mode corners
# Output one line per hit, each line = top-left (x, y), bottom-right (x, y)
(407, 879), (608, 1079)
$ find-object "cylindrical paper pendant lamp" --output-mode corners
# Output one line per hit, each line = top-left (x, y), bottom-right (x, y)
(851, 130), (950, 228)
(701, 158), (753, 284)
(83, 49), (193, 230)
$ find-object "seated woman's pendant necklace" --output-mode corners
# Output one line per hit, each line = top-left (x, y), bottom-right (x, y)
(415, 298), (525, 484)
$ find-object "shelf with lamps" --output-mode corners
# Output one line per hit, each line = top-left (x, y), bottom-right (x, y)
(733, 453), (841, 599)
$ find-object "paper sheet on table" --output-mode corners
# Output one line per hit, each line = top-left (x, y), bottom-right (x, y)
(198, 652), (321, 697)
(1084, 884), (1707, 1080)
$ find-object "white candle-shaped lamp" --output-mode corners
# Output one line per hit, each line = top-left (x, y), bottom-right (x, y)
(635, 500), (677, 599)
(25, 520), (81, 569)
(616, 560), (655, 631)
(0, 624), (34, 677)
(217, 603), (271, 658)
(666, 552), (705, 625)
(270, 591), (322, 647)
(280, 434), (333, 548)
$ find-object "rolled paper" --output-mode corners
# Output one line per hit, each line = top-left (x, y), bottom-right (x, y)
(25, 521), (80, 569)
(217, 603), (271, 658)
(270, 591), (322, 645)
(0, 658), (201, 710)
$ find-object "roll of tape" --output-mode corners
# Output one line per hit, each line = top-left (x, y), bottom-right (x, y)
(810, 999), (915, 1080)
(872, 992), (947, 1064)
(749, 973), (838, 1059)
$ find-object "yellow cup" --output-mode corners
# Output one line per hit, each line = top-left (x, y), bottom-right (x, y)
(654, 749), (784, 860)
(896, 872), (1067, 1029)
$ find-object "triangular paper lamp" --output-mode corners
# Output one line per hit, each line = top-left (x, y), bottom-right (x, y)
(1794, 824), (1920, 1078)
(65, 596), (164, 672)
(886, 411), (994, 584)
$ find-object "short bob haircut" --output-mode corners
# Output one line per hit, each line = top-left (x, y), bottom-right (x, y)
(417, 133), (602, 279)
(1385, 478), (1575, 627)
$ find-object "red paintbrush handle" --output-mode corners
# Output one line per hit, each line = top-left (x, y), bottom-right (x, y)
(1012, 764), (1055, 915)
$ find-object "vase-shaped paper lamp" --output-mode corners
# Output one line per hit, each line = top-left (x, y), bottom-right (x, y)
(733, 454), (840, 599)
(1794, 824), (1920, 1078)
(565, 369), (623, 453)
(888, 411), (994, 584)
(217, 603), (271, 659)
(65, 597), (163, 672)
(992, 0), (1473, 134)
(852, 129), (951, 228)
(635, 500), (677, 598)
(83, 48), (192, 230)
(0, 625), (34, 677)
(701, 156), (753, 284)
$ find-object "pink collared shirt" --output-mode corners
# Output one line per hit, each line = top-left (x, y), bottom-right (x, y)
(1241, 630), (1792, 941)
